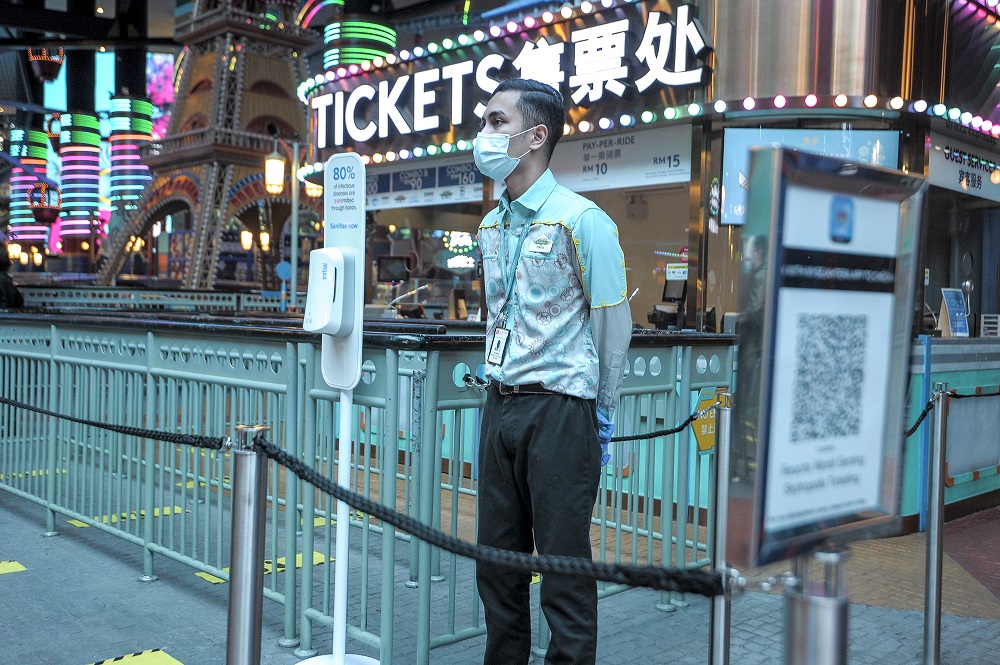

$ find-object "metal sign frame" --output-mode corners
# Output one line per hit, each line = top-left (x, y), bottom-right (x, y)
(730, 147), (926, 568)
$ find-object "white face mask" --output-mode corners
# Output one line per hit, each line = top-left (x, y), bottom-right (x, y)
(473, 126), (538, 182)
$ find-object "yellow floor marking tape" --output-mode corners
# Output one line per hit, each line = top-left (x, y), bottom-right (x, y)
(67, 506), (185, 528)
(88, 648), (182, 665)
(0, 468), (67, 481)
(176, 476), (231, 489)
(309, 510), (367, 528)
(0, 561), (27, 575)
(531, 572), (541, 585)
(196, 551), (334, 584)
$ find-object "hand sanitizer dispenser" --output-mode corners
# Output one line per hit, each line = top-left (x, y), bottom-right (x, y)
(303, 247), (355, 336)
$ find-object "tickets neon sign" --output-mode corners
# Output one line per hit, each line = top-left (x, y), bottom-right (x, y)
(308, 2), (712, 154)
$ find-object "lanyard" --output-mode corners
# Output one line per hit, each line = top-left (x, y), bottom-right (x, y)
(498, 208), (530, 321)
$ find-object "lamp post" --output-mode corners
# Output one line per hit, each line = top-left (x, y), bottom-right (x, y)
(264, 138), (301, 311)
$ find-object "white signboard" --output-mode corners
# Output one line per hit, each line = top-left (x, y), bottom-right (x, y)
(321, 153), (366, 390)
(764, 187), (900, 531)
(366, 156), (483, 210)
(928, 131), (1000, 203)
(549, 124), (692, 193)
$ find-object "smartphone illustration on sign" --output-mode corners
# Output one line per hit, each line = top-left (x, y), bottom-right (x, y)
(830, 196), (854, 243)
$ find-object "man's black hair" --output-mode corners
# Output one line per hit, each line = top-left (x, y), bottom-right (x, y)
(493, 78), (566, 161)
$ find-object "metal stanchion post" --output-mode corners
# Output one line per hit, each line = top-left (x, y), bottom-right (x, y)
(784, 547), (850, 665)
(923, 383), (948, 665)
(709, 394), (732, 665)
(226, 424), (270, 665)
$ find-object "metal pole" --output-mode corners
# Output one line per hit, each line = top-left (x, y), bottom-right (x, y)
(709, 394), (732, 665)
(332, 389), (353, 660)
(226, 424), (270, 665)
(923, 383), (948, 665)
(784, 547), (850, 665)
(290, 139), (300, 311)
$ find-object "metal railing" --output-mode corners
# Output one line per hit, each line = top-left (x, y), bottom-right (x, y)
(0, 311), (735, 662)
(20, 287), (300, 312)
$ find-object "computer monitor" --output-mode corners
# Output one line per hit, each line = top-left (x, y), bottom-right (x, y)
(704, 306), (717, 333)
(377, 255), (411, 283)
(662, 278), (687, 304)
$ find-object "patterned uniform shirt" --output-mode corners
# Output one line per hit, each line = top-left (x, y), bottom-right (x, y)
(478, 169), (628, 399)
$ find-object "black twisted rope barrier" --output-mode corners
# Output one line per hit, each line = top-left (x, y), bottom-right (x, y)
(253, 436), (723, 596)
(0, 396), (227, 450)
(0, 394), (723, 597)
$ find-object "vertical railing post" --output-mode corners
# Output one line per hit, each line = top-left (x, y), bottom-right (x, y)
(226, 424), (270, 665)
(380, 348), (400, 664)
(923, 383), (948, 665)
(140, 330), (158, 582)
(407, 368), (424, 587)
(43, 324), (60, 536)
(294, 344), (319, 658)
(280, 341), (300, 648)
(708, 393), (732, 665)
(672, 345), (693, 608)
(416, 351), (439, 665)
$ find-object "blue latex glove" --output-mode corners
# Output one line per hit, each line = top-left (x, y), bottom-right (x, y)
(597, 409), (614, 467)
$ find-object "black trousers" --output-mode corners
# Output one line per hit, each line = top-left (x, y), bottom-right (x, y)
(476, 385), (602, 665)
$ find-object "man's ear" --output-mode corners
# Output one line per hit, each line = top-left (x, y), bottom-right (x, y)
(530, 123), (549, 152)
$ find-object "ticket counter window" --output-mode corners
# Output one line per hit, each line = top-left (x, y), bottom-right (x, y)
(370, 227), (482, 320)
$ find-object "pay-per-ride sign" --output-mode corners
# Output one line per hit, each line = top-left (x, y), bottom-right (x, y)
(302, 153), (366, 390)
(730, 148), (926, 568)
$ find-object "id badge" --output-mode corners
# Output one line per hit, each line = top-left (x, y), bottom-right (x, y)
(487, 327), (510, 365)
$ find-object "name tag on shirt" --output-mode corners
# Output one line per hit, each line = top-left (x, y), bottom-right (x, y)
(487, 327), (510, 365)
(527, 235), (553, 254)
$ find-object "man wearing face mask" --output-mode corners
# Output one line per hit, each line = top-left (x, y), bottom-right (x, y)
(473, 77), (631, 665)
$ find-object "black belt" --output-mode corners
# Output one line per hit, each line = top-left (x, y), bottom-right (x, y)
(492, 381), (560, 396)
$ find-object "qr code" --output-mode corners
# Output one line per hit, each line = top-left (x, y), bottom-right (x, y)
(790, 313), (866, 442)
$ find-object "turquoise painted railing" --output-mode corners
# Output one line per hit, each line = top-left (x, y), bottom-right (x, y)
(0, 311), (735, 662)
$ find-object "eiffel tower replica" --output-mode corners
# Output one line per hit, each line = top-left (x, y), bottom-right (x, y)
(96, 0), (320, 290)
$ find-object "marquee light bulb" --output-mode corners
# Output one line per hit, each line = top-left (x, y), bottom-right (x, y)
(804, 94), (818, 107)
(713, 100), (727, 113)
(834, 94), (848, 107)
(890, 96), (904, 110)
(773, 95), (786, 108)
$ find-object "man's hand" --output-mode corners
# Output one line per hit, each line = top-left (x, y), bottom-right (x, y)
(597, 409), (614, 466)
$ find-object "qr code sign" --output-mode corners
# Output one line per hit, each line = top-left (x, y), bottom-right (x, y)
(790, 313), (866, 442)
